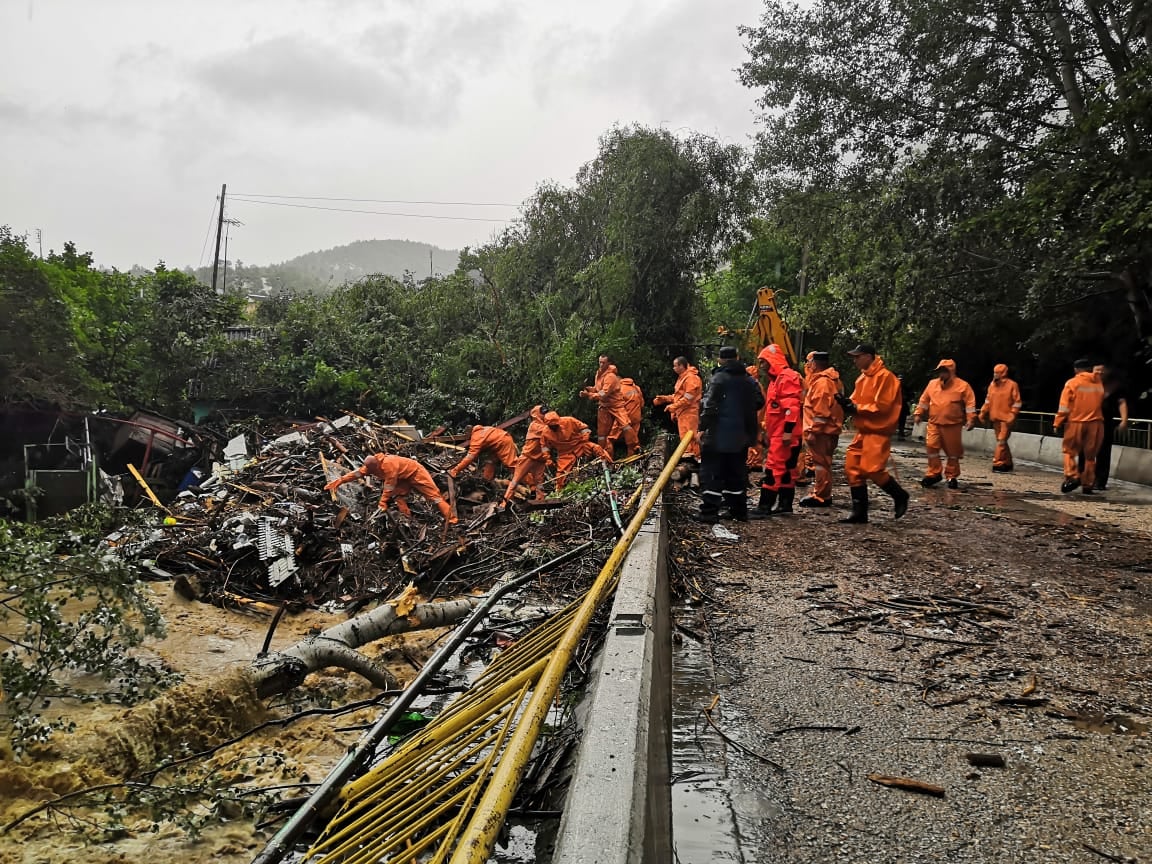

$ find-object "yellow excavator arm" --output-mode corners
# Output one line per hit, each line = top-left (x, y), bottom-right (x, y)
(717, 287), (797, 367)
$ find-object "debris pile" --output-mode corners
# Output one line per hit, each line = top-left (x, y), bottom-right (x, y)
(110, 414), (624, 609)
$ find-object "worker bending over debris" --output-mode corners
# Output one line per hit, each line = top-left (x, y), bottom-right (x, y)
(609, 376), (644, 456)
(799, 351), (844, 508)
(448, 425), (518, 481)
(753, 344), (804, 517)
(653, 356), (702, 461)
(838, 344), (910, 523)
(542, 411), (613, 491)
(502, 406), (553, 507)
(581, 354), (639, 456)
(978, 364), (1022, 472)
(1054, 357), (1105, 494)
(914, 359), (977, 489)
(326, 453), (457, 525)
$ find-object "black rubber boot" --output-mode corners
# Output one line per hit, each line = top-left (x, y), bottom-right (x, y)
(749, 489), (777, 519)
(921, 474), (943, 488)
(880, 478), (910, 519)
(798, 495), (830, 508)
(774, 487), (795, 515)
(723, 491), (749, 522)
(839, 485), (869, 524)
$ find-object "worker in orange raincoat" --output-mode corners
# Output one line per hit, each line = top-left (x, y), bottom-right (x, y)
(752, 344), (805, 516)
(580, 355), (639, 456)
(608, 377), (644, 455)
(541, 412), (613, 490)
(745, 363), (766, 471)
(795, 350), (818, 486)
(839, 344), (910, 523)
(798, 351), (844, 508)
(325, 453), (457, 524)
(913, 359), (977, 489)
(448, 425), (519, 481)
(978, 364), (1023, 472)
(502, 405), (553, 507)
(1053, 358), (1105, 494)
(653, 356), (702, 461)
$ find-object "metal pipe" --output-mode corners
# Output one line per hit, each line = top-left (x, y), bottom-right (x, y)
(450, 431), (693, 864)
(251, 540), (594, 864)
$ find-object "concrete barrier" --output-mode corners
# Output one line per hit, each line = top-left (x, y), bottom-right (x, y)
(960, 428), (1150, 484)
(552, 500), (672, 864)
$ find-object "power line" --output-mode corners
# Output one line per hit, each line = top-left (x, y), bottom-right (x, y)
(230, 192), (521, 208)
(227, 197), (514, 223)
(197, 195), (219, 268)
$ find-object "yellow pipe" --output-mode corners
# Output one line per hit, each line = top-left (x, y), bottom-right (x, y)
(449, 431), (694, 864)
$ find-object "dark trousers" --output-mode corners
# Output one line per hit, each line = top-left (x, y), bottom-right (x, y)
(700, 448), (749, 519)
(1079, 419), (1116, 488)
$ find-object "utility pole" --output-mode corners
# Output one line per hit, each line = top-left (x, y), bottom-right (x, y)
(211, 183), (227, 295)
(35, 228), (43, 258)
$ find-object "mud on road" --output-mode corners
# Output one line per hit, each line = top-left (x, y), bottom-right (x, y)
(671, 446), (1152, 863)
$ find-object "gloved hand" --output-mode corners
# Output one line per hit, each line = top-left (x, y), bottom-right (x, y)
(324, 479), (342, 491)
(447, 468), (458, 479)
(835, 392), (857, 415)
(783, 421), (796, 443)
(653, 395), (671, 406)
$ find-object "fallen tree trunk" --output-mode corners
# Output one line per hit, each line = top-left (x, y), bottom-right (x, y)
(251, 597), (481, 698)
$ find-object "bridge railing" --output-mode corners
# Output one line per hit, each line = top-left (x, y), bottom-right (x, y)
(1011, 411), (1152, 450)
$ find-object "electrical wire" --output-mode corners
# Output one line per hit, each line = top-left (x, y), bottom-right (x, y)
(196, 195), (220, 268)
(227, 197), (513, 223)
(231, 193), (521, 208)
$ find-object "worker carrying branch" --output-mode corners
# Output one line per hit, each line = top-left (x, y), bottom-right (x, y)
(752, 344), (804, 516)
(541, 412), (613, 491)
(1053, 357), (1105, 494)
(653, 356), (702, 461)
(580, 354), (639, 457)
(325, 453), (457, 525)
(838, 344), (910, 524)
(448, 425), (519, 481)
(502, 405), (553, 508)
(978, 364), (1022, 472)
(913, 359), (977, 489)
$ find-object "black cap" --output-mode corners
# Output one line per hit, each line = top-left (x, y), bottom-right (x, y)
(847, 343), (877, 356)
(1073, 357), (1093, 370)
(810, 351), (830, 362)
(719, 346), (739, 359)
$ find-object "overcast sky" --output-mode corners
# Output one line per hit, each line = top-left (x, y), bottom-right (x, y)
(1, 0), (764, 269)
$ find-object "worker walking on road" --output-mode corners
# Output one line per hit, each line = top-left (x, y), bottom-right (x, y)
(838, 344), (910, 523)
(448, 425), (519, 481)
(326, 453), (457, 525)
(798, 351), (844, 508)
(502, 405), (552, 507)
(1079, 364), (1130, 491)
(581, 355), (640, 457)
(696, 346), (764, 523)
(542, 412), (613, 491)
(978, 364), (1022, 472)
(1054, 358), (1106, 494)
(913, 359), (977, 489)
(653, 356), (702, 461)
(752, 344), (804, 516)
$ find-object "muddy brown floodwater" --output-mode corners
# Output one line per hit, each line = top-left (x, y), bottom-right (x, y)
(670, 444), (1152, 863)
(0, 588), (447, 864)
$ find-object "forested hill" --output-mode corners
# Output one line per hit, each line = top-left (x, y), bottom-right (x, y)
(187, 239), (460, 295)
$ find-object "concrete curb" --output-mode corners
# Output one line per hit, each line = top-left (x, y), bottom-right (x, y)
(961, 428), (1152, 484)
(552, 500), (672, 864)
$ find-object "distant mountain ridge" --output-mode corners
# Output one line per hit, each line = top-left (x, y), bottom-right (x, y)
(187, 238), (461, 295)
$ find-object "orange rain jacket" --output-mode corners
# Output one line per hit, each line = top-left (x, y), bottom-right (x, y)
(804, 367), (845, 436)
(850, 356), (902, 435)
(542, 413), (599, 456)
(330, 453), (455, 522)
(664, 365), (703, 420)
(979, 365), (1022, 424)
(449, 426), (519, 477)
(1054, 370), (1105, 428)
(914, 360), (977, 426)
(619, 377), (644, 427)
(519, 406), (552, 463)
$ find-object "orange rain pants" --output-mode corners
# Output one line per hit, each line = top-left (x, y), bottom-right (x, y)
(805, 431), (838, 502)
(844, 432), (892, 487)
(925, 423), (964, 480)
(1061, 420), (1104, 488)
(555, 441), (612, 490)
(991, 420), (1014, 469)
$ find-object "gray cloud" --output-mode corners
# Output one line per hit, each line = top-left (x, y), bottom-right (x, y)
(196, 34), (459, 125)
(0, 95), (144, 135)
(0, 97), (33, 125)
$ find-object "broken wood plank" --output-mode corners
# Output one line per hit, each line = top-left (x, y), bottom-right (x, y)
(867, 774), (946, 797)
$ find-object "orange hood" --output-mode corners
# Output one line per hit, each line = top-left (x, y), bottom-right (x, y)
(758, 344), (790, 375)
